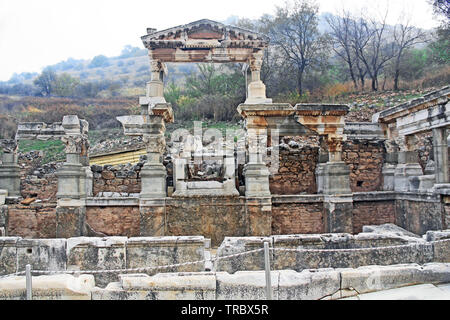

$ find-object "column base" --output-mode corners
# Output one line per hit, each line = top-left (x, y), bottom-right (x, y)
(394, 163), (423, 192)
(243, 163), (271, 197)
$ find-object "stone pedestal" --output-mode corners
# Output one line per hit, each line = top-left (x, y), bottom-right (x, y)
(322, 161), (352, 195)
(0, 153), (21, 198)
(243, 163), (271, 197)
(56, 205), (86, 238)
(0, 203), (8, 236)
(57, 161), (85, 200)
(382, 163), (396, 191)
(394, 151), (423, 192)
(140, 163), (167, 198)
(245, 197), (272, 236)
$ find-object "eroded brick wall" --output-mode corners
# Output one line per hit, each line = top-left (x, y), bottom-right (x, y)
(272, 202), (324, 234)
(7, 203), (57, 238)
(85, 206), (140, 237)
(343, 140), (385, 192)
(352, 200), (396, 234)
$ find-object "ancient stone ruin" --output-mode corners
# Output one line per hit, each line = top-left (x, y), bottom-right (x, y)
(0, 19), (449, 299)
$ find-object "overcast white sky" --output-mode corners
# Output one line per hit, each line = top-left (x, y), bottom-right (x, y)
(0, 0), (441, 81)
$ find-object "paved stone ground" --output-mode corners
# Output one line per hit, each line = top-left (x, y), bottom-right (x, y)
(340, 283), (450, 300)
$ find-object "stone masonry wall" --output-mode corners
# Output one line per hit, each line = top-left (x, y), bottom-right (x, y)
(269, 137), (319, 195)
(343, 139), (385, 192)
(92, 163), (142, 196)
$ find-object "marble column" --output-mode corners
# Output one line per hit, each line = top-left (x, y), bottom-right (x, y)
(245, 51), (272, 104)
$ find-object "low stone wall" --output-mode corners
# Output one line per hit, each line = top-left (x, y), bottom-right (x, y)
(0, 235), (205, 288)
(1, 263), (449, 300)
(214, 227), (450, 274)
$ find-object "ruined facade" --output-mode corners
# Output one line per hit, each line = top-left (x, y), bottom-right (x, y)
(0, 19), (449, 248)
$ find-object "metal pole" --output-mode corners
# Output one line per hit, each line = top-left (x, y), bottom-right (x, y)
(26, 264), (32, 300)
(264, 241), (272, 300)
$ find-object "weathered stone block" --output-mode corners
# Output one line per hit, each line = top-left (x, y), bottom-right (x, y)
(125, 236), (204, 275)
(0, 237), (20, 275)
(0, 274), (94, 300)
(16, 238), (67, 273)
(215, 237), (269, 273)
(216, 271), (279, 300)
(278, 269), (340, 300)
(67, 237), (127, 288)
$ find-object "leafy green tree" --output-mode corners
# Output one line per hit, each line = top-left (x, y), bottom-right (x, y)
(33, 68), (57, 96)
(53, 73), (80, 96)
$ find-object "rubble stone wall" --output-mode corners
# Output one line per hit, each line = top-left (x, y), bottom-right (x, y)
(92, 164), (142, 196)
(269, 141), (319, 195)
(342, 140), (385, 192)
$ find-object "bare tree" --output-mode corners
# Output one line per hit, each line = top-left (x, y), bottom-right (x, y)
(267, 0), (329, 95)
(392, 16), (427, 90)
(326, 10), (359, 90)
(351, 10), (396, 91)
(348, 16), (372, 89)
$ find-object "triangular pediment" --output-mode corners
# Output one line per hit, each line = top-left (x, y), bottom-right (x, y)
(141, 19), (268, 45)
